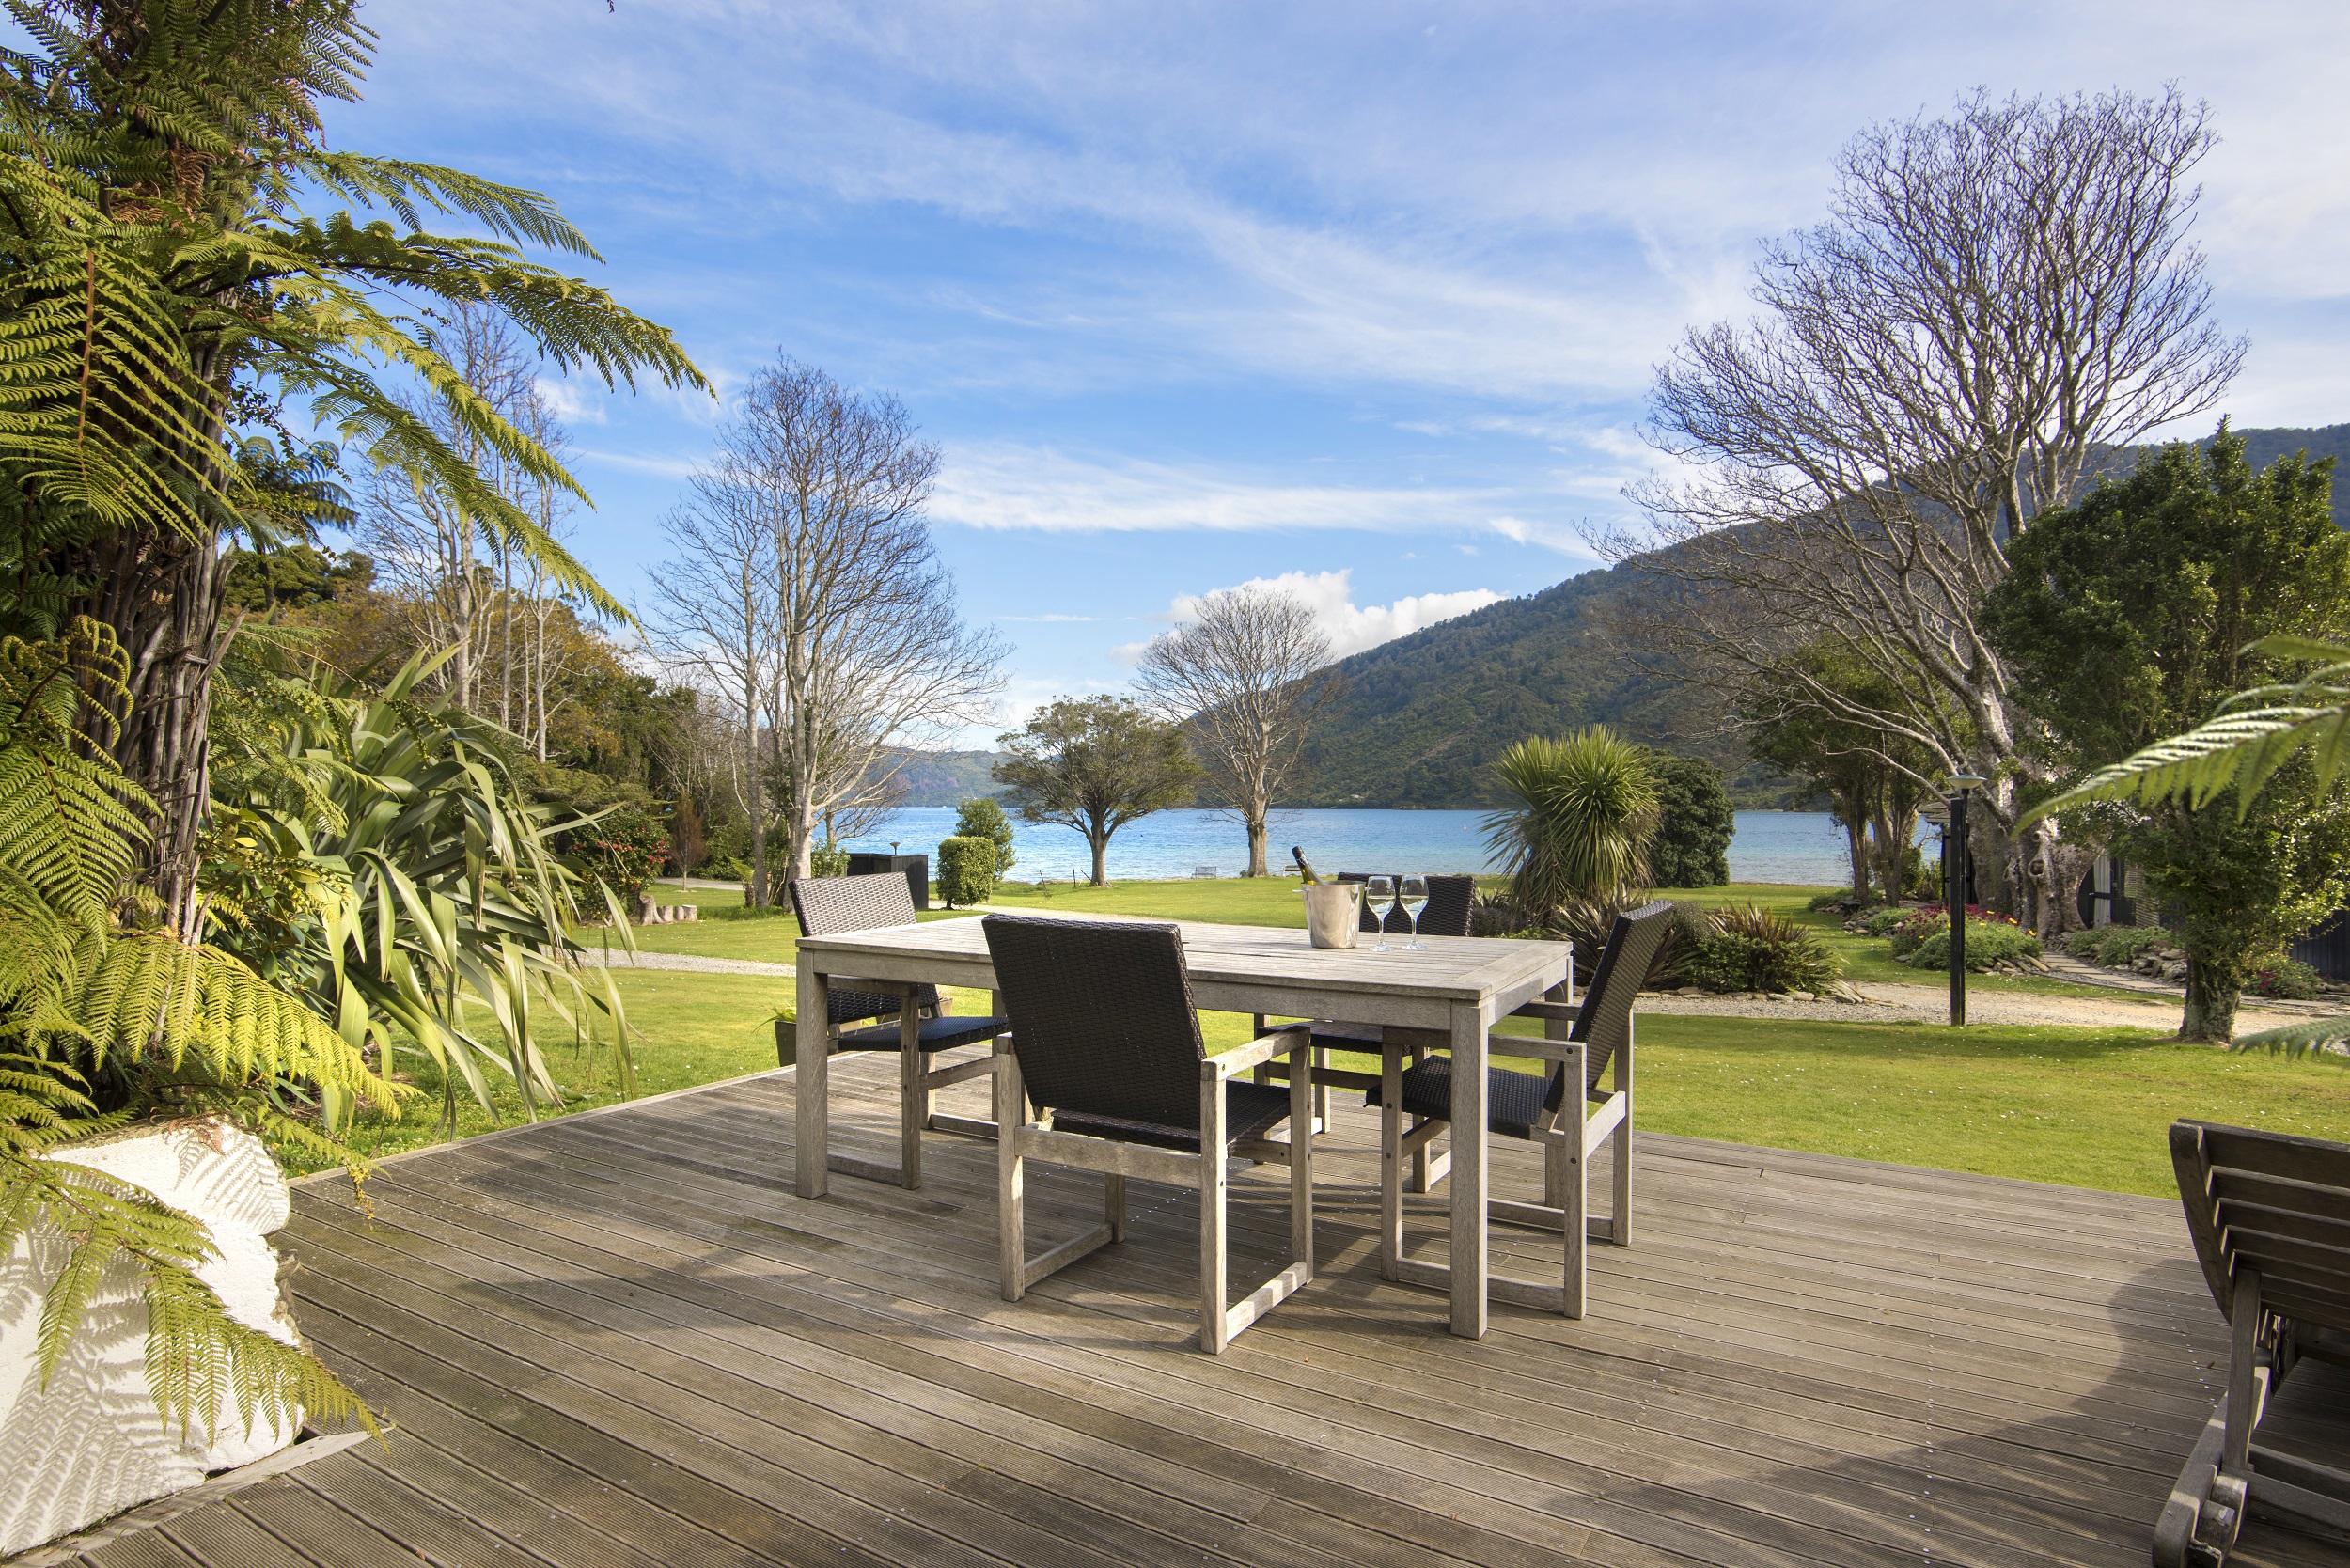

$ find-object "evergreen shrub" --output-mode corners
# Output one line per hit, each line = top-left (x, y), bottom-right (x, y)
(2058, 924), (2174, 968)
(936, 836), (998, 907)
(1904, 919), (2042, 971)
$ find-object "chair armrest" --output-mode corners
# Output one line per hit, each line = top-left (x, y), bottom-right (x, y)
(1212, 1024), (1310, 1079)
(1487, 1033), (1585, 1066)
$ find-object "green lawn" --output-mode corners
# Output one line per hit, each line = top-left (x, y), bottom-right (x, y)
(979, 875), (2119, 998)
(296, 946), (2350, 1198)
(591, 893), (974, 964)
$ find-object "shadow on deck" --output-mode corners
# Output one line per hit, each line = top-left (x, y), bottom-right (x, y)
(42, 1051), (2350, 1567)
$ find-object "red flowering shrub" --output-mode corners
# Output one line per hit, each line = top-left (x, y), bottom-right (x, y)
(577, 806), (670, 906)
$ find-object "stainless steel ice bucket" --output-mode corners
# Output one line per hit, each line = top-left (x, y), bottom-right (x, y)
(1299, 881), (1362, 949)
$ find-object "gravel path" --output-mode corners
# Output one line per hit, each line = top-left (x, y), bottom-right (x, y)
(579, 949), (797, 978)
(1637, 980), (2316, 1033)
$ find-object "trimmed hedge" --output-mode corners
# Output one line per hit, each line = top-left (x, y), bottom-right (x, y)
(936, 836), (998, 907)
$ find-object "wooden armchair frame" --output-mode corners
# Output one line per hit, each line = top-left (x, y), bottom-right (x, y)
(994, 1022), (1315, 1355)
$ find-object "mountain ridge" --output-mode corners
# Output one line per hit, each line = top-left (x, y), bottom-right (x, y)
(888, 423), (2346, 813)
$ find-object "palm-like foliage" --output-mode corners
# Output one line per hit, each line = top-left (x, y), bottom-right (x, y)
(0, 0), (706, 588)
(0, 619), (377, 1440)
(2023, 635), (2350, 824)
(1482, 728), (1660, 922)
(2023, 635), (2350, 1060)
(0, 1), (709, 933)
(206, 644), (636, 1130)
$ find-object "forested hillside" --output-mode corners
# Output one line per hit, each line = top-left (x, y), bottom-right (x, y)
(1288, 564), (1751, 807)
(1285, 420), (2345, 808)
(885, 749), (1007, 805)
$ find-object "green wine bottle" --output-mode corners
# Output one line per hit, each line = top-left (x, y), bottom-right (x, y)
(1291, 846), (1321, 883)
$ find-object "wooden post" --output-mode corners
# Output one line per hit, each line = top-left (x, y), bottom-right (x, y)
(997, 1045), (1026, 1300)
(1449, 997), (1489, 1339)
(1199, 1064), (1230, 1354)
(899, 991), (925, 1190)
(794, 964), (830, 1198)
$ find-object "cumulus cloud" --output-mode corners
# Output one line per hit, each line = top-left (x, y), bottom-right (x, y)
(1122, 569), (1500, 662)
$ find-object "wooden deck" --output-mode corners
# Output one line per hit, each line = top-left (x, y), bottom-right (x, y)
(49, 1049), (2350, 1568)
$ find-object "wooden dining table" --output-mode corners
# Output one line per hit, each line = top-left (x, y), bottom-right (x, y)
(792, 911), (1574, 1339)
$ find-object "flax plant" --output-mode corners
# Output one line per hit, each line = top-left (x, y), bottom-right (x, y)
(206, 643), (637, 1133)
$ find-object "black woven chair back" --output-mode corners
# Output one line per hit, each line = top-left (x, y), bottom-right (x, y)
(790, 872), (939, 1022)
(982, 916), (1207, 1133)
(1418, 875), (1476, 938)
(1336, 872), (1474, 934)
(1543, 900), (1674, 1115)
(2171, 1120), (2350, 1332)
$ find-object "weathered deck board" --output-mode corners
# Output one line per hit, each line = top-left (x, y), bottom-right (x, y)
(53, 1051), (2350, 1568)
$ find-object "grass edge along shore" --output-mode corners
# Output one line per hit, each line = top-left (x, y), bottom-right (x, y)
(305, 877), (2350, 1200)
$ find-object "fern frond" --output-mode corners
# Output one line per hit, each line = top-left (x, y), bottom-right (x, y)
(2021, 637), (2350, 826)
(2231, 1014), (2350, 1065)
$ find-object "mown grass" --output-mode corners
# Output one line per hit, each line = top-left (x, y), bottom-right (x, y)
(294, 931), (2350, 1197)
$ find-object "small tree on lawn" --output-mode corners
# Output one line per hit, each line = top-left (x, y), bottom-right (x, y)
(993, 698), (1201, 886)
(1643, 752), (1734, 888)
(1743, 641), (1943, 902)
(1984, 425), (2350, 1041)
(953, 795), (1018, 878)
(582, 806), (671, 911)
(1134, 586), (1336, 877)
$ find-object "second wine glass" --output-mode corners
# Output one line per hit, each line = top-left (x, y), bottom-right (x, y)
(1399, 874), (1430, 948)
(1363, 876), (1397, 950)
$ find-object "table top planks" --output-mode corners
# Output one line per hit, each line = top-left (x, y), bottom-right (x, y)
(796, 911), (1574, 1013)
(42, 1051), (2349, 1568)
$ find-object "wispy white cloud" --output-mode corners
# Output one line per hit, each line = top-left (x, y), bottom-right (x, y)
(574, 447), (702, 480)
(930, 444), (1583, 549)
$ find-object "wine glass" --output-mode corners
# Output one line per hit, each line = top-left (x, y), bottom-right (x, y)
(1399, 874), (1430, 949)
(1363, 876), (1396, 950)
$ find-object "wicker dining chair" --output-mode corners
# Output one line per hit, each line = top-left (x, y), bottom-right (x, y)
(1367, 901), (1673, 1318)
(789, 872), (1009, 1191)
(982, 915), (1315, 1355)
(1257, 873), (1488, 1158)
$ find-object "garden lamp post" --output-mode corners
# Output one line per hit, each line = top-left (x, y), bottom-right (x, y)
(1946, 775), (1986, 1026)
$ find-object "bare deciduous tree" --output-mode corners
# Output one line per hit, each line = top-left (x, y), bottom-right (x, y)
(653, 360), (1006, 900)
(1603, 86), (2243, 923)
(362, 305), (605, 763)
(1135, 586), (1336, 877)
(649, 481), (779, 901)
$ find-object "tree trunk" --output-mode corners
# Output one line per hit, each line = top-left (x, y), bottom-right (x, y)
(745, 665), (768, 908)
(1245, 815), (1269, 878)
(87, 524), (231, 940)
(1088, 831), (1109, 886)
(2180, 957), (2239, 1043)
(1841, 815), (1867, 899)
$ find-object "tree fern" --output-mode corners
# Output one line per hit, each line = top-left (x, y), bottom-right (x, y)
(0, 620), (384, 1440)
(2021, 636), (2350, 823)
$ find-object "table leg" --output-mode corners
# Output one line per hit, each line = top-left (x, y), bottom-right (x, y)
(1449, 996), (1490, 1338)
(795, 965), (831, 1198)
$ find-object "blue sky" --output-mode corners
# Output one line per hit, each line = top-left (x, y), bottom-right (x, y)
(322, 1), (2350, 740)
